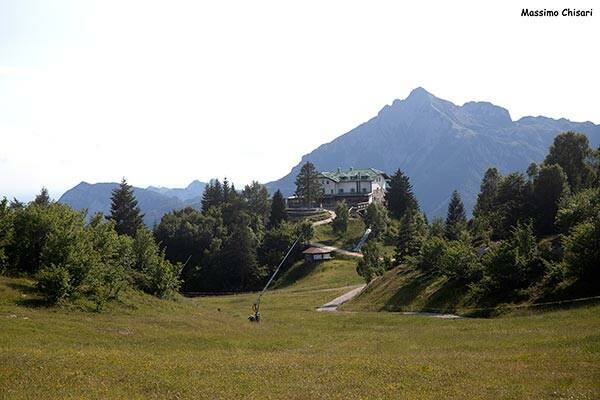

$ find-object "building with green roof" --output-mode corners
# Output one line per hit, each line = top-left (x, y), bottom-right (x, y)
(318, 167), (389, 208)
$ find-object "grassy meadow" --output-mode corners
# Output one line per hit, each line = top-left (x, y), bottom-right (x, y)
(1, 255), (600, 399)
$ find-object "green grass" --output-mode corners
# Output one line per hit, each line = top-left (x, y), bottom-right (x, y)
(313, 217), (365, 250)
(272, 256), (364, 291)
(342, 266), (471, 313)
(2, 256), (600, 399)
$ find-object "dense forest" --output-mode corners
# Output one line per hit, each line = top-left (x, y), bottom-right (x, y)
(357, 131), (600, 307)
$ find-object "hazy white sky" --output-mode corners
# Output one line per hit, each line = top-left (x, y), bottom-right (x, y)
(1, 0), (599, 200)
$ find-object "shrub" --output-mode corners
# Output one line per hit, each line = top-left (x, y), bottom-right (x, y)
(556, 188), (600, 233)
(439, 240), (481, 281)
(332, 201), (349, 237)
(356, 240), (384, 283)
(133, 228), (181, 297)
(482, 222), (543, 291)
(0, 198), (14, 272)
(36, 264), (71, 303)
(562, 214), (600, 279)
(417, 236), (447, 271)
(85, 263), (129, 311)
(364, 202), (389, 238)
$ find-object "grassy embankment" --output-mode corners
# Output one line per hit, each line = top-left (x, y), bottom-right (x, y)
(312, 217), (366, 250)
(2, 254), (600, 399)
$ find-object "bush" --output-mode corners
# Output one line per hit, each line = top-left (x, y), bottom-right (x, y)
(481, 222), (543, 291)
(133, 228), (181, 297)
(416, 236), (447, 271)
(562, 215), (600, 279)
(556, 188), (600, 233)
(85, 263), (129, 311)
(36, 264), (71, 303)
(439, 240), (481, 281)
(0, 198), (14, 272)
(364, 202), (389, 238)
(332, 201), (349, 237)
(356, 240), (384, 283)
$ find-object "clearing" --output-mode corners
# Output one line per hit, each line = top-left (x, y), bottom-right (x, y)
(1, 255), (599, 399)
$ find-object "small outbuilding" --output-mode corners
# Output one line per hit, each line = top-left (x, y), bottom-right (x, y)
(302, 247), (334, 263)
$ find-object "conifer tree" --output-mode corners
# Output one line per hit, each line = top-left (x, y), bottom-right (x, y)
(268, 190), (287, 228)
(201, 179), (224, 213)
(395, 210), (422, 264)
(445, 190), (467, 240)
(222, 178), (232, 203)
(533, 164), (569, 235)
(384, 169), (418, 220)
(222, 223), (259, 291)
(107, 178), (144, 236)
(473, 167), (500, 218)
(294, 162), (323, 207)
(33, 187), (51, 206)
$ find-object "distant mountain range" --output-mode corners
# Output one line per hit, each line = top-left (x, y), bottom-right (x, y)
(59, 180), (206, 226)
(266, 88), (600, 216)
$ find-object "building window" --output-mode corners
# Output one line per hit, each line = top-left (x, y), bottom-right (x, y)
(330, 189), (333, 194)
(362, 188), (367, 193)
(338, 189), (344, 194)
(350, 188), (355, 193)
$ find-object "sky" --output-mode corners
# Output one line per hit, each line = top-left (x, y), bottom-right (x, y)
(1, 0), (599, 201)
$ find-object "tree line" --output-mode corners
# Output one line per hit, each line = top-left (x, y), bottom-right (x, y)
(0, 175), (313, 309)
(356, 131), (600, 305)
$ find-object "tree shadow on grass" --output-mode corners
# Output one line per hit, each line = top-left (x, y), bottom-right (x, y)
(5, 282), (52, 308)
(382, 270), (437, 312)
(273, 261), (320, 289)
(421, 278), (471, 313)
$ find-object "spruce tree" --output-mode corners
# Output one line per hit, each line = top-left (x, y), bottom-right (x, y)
(222, 178), (232, 203)
(268, 190), (287, 228)
(445, 190), (467, 240)
(33, 187), (51, 206)
(107, 178), (144, 236)
(384, 169), (418, 220)
(473, 167), (500, 218)
(201, 179), (224, 213)
(533, 164), (569, 235)
(294, 162), (323, 207)
(222, 223), (259, 291)
(395, 210), (422, 264)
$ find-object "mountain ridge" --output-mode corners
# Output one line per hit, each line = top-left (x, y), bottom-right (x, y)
(58, 180), (206, 226)
(266, 88), (600, 216)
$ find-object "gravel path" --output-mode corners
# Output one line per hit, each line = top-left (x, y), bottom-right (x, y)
(316, 284), (367, 312)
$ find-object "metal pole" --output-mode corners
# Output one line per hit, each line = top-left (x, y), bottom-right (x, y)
(255, 236), (301, 310)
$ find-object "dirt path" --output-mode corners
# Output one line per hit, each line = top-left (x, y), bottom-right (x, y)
(311, 210), (336, 226)
(316, 284), (367, 312)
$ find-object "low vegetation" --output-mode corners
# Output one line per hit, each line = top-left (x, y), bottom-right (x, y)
(2, 264), (599, 399)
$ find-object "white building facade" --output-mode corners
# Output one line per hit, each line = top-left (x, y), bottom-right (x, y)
(319, 167), (389, 208)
